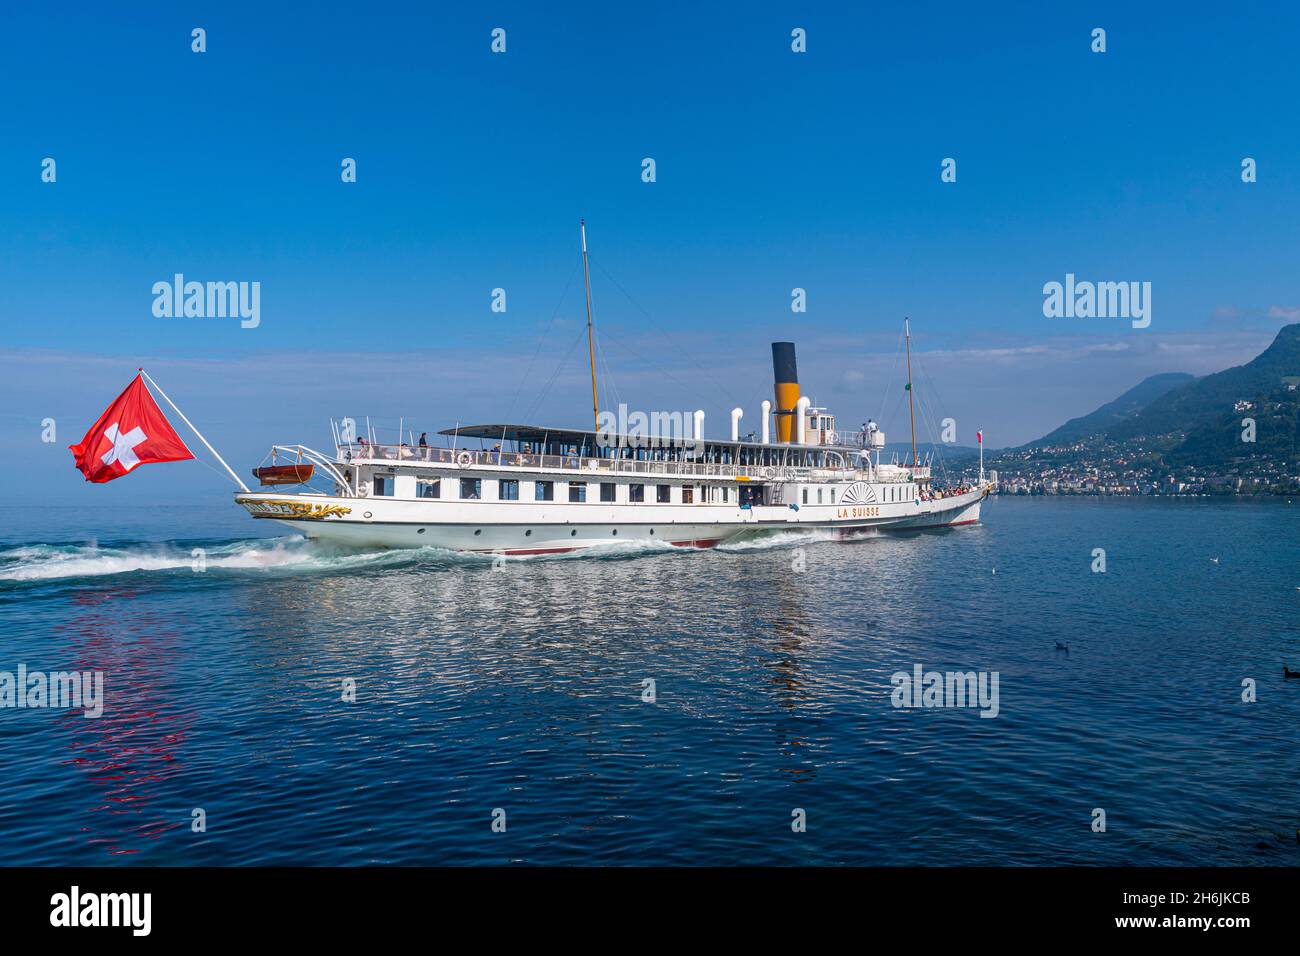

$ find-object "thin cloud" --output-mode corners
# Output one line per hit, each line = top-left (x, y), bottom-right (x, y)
(0, 321), (1286, 450)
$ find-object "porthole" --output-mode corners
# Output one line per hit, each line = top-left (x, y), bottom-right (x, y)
(525, 529), (532, 536)
(649, 529), (655, 535)
(571, 529), (577, 536)
(417, 528), (425, 534)
(363, 511), (373, 519)
(474, 529), (482, 536)
(612, 529), (618, 536)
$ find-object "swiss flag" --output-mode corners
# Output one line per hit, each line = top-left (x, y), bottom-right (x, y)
(69, 374), (194, 483)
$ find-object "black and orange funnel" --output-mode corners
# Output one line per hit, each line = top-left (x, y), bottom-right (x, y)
(771, 342), (800, 443)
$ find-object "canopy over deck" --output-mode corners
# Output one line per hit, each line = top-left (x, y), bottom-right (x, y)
(438, 423), (859, 453)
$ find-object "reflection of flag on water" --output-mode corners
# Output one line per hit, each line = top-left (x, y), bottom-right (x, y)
(69, 374), (194, 483)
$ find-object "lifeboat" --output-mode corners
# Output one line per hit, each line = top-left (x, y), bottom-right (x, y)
(252, 464), (315, 485)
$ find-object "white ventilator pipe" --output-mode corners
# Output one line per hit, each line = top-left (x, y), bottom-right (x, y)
(730, 407), (743, 442)
(761, 400), (771, 444)
(693, 409), (705, 440)
(795, 396), (811, 444)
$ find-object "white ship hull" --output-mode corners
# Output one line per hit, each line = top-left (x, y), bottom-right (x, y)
(236, 486), (987, 554)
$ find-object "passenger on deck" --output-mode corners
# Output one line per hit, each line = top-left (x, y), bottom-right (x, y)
(418, 432), (428, 447)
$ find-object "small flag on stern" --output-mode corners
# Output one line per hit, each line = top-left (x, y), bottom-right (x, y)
(977, 430), (983, 444)
(69, 374), (194, 483)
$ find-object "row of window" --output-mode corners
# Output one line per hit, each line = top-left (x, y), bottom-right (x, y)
(798, 484), (911, 504)
(802, 487), (837, 505)
(883, 484), (913, 502)
(374, 476), (732, 504)
(375, 474), (914, 504)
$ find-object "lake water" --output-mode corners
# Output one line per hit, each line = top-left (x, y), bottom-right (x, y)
(2, 496), (1298, 865)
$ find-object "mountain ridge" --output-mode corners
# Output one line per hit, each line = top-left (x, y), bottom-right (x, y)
(1107, 323), (1300, 441)
(991, 324), (1300, 493)
(1026, 372), (1195, 447)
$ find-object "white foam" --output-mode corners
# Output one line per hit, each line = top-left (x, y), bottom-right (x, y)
(716, 527), (840, 552)
(0, 537), (400, 582)
(0, 524), (842, 582)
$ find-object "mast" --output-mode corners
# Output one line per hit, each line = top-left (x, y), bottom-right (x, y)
(581, 219), (600, 432)
(904, 317), (918, 468)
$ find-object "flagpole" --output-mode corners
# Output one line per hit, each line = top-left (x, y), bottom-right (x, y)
(139, 369), (251, 493)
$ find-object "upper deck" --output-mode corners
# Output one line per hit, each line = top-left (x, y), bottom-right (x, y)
(338, 423), (932, 483)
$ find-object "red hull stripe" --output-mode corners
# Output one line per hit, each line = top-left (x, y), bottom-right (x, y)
(481, 537), (724, 556)
(491, 546), (578, 556)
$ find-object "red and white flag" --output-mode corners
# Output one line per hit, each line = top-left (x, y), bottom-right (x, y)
(977, 430), (983, 444)
(69, 374), (194, 483)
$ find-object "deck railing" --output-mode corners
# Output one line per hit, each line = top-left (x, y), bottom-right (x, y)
(335, 443), (914, 481)
(337, 443), (933, 483)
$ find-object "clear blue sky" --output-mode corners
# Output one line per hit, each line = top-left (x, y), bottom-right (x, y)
(3, 1), (1298, 502)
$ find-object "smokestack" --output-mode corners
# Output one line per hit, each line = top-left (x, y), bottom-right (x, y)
(771, 342), (800, 443)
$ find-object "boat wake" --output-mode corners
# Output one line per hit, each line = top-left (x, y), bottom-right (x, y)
(0, 532), (688, 584)
(0, 524), (871, 585)
(716, 527), (845, 552)
(0, 536), (399, 584)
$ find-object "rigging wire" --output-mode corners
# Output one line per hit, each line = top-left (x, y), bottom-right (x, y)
(504, 253), (582, 423)
(875, 325), (907, 461)
(521, 324), (589, 424)
(912, 331), (969, 486)
(595, 324), (734, 425)
(914, 349), (952, 484)
(596, 333), (621, 423)
(589, 256), (749, 414)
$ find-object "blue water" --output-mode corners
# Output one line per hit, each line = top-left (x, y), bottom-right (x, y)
(1, 497), (1298, 865)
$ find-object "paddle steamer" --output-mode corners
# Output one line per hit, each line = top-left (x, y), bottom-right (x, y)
(234, 225), (992, 553)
